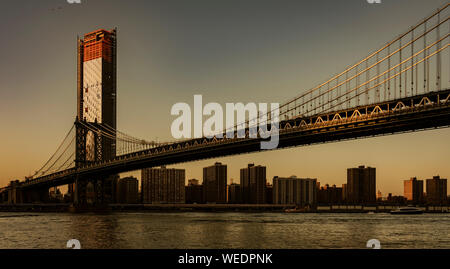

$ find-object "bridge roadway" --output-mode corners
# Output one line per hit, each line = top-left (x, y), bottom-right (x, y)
(7, 88), (450, 191)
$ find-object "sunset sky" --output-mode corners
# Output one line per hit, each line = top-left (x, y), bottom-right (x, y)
(0, 0), (448, 196)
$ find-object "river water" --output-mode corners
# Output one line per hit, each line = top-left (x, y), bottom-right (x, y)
(0, 212), (448, 249)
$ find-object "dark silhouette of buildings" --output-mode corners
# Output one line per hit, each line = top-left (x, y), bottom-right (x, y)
(185, 179), (203, 204)
(387, 193), (407, 205)
(188, 179), (199, 186)
(272, 176), (317, 206)
(49, 187), (63, 202)
(317, 184), (343, 204)
(116, 176), (138, 204)
(266, 183), (273, 204)
(346, 165), (376, 204)
(227, 183), (241, 204)
(426, 176), (447, 205)
(342, 183), (347, 202)
(377, 190), (383, 201)
(141, 166), (185, 204)
(240, 164), (266, 204)
(203, 162), (227, 204)
(404, 177), (424, 204)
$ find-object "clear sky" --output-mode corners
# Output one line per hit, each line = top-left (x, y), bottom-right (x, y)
(0, 0), (448, 196)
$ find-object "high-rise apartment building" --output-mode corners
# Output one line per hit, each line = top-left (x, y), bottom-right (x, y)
(346, 166), (376, 204)
(141, 166), (185, 204)
(240, 164), (266, 204)
(404, 177), (424, 204)
(426, 176), (447, 204)
(203, 162), (227, 204)
(272, 176), (317, 206)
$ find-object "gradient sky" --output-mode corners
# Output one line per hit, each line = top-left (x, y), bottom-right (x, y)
(0, 0), (449, 196)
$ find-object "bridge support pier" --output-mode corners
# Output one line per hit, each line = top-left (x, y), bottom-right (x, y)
(7, 181), (23, 204)
(73, 175), (117, 209)
(73, 118), (117, 209)
(0, 191), (8, 204)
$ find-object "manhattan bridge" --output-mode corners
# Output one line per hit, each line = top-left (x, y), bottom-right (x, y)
(1, 4), (449, 206)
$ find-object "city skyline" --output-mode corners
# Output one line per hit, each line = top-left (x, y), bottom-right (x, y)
(80, 163), (447, 204)
(1, 0), (449, 197)
(122, 161), (447, 198)
(2, 0), (450, 254)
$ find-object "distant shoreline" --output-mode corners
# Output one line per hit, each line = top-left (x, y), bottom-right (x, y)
(0, 203), (449, 213)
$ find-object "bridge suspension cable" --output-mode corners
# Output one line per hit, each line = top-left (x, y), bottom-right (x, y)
(39, 136), (75, 176)
(323, 42), (448, 114)
(30, 125), (75, 178)
(77, 121), (172, 156)
(55, 152), (75, 172)
(231, 3), (449, 129)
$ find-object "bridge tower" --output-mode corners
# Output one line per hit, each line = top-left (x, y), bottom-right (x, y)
(72, 28), (118, 207)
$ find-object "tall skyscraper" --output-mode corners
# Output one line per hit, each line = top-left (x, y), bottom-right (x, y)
(346, 165), (376, 204)
(240, 164), (266, 204)
(141, 166), (185, 204)
(72, 29), (117, 205)
(272, 176), (317, 206)
(404, 177), (424, 204)
(426, 176), (447, 205)
(203, 162), (227, 204)
(77, 28), (117, 162)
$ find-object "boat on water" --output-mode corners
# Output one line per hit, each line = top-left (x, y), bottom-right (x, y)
(285, 205), (312, 213)
(390, 206), (424, 215)
(285, 207), (307, 213)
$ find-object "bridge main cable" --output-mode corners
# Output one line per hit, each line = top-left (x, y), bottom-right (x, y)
(31, 124), (75, 178)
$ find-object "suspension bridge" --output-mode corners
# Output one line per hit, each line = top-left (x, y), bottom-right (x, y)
(1, 4), (449, 206)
